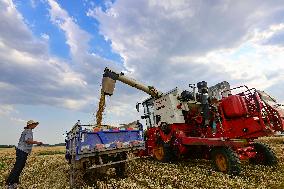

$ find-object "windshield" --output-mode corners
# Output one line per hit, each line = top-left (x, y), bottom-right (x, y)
(142, 98), (156, 128)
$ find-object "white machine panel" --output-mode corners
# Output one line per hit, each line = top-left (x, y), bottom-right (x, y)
(154, 89), (185, 124)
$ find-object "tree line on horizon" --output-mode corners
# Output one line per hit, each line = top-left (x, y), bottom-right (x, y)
(0, 143), (65, 148)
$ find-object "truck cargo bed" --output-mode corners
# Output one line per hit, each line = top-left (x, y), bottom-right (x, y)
(65, 124), (144, 160)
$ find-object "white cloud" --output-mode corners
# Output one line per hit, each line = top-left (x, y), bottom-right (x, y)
(30, 0), (37, 8)
(48, 0), (91, 60)
(0, 104), (26, 123)
(41, 33), (50, 40)
(0, 0), (94, 111)
(10, 117), (26, 123)
(46, 0), (128, 119)
(89, 0), (284, 105)
(47, 0), (123, 75)
(48, 0), (137, 124)
(0, 0), (47, 55)
(1, 0), (284, 129)
(0, 104), (14, 116)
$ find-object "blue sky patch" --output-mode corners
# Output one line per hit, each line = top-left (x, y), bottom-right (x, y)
(14, 0), (70, 59)
(14, 0), (122, 63)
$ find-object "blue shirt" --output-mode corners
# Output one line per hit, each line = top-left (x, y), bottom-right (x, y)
(17, 129), (33, 154)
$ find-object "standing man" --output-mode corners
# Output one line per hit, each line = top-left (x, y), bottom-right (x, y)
(6, 120), (43, 189)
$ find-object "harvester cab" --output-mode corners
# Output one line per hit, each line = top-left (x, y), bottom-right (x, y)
(139, 81), (230, 130)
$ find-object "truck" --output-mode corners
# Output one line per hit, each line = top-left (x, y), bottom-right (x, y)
(65, 121), (144, 188)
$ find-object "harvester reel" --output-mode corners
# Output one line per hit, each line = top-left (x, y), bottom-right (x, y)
(250, 142), (278, 166)
(211, 147), (241, 175)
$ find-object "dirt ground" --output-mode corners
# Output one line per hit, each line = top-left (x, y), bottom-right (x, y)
(0, 137), (283, 189)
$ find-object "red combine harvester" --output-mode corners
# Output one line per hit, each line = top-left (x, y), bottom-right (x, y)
(100, 67), (284, 175)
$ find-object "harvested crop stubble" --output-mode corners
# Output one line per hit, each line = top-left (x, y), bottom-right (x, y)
(0, 137), (283, 189)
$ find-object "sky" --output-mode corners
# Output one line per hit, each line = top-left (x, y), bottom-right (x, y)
(0, 0), (284, 145)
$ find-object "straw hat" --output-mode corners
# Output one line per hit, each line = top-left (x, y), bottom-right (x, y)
(26, 120), (39, 126)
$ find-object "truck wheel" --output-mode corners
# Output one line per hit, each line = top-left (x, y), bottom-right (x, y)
(115, 152), (128, 178)
(250, 142), (278, 166)
(211, 147), (241, 175)
(70, 158), (87, 188)
(70, 166), (85, 188)
(115, 162), (126, 178)
(153, 142), (172, 162)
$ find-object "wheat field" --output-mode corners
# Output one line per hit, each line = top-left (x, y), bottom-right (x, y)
(0, 137), (283, 189)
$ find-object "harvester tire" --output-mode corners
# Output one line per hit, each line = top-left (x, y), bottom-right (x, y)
(211, 147), (241, 175)
(250, 142), (278, 166)
(153, 142), (173, 163)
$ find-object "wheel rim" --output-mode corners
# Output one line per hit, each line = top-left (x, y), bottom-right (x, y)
(215, 153), (228, 172)
(153, 144), (164, 161)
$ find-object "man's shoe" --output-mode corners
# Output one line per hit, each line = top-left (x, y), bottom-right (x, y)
(6, 183), (17, 189)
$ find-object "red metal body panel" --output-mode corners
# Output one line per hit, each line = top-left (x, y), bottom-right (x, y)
(216, 117), (269, 139)
(180, 137), (248, 148)
(145, 127), (157, 156)
(144, 123), (250, 159)
(236, 146), (256, 160)
(221, 95), (248, 118)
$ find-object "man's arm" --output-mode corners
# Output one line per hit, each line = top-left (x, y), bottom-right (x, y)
(25, 139), (43, 145)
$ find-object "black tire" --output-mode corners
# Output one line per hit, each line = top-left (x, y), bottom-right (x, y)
(115, 152), (128, 178)
(115, 162), (126, 178)
(211, 147), (241, 175)
(70, 166), (85, 189)
(70, 158), (91, 188)
(250, 142), (278, 166)
(153, 141), (173, 162)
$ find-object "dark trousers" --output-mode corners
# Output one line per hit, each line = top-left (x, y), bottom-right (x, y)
(6, 148), (28, 185)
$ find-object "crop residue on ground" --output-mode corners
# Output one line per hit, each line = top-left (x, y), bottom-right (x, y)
(0, 137), (283, 189)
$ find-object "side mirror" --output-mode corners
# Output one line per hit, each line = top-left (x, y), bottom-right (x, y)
(141, 115), (150, 119)
(136, 102), (141, 112)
